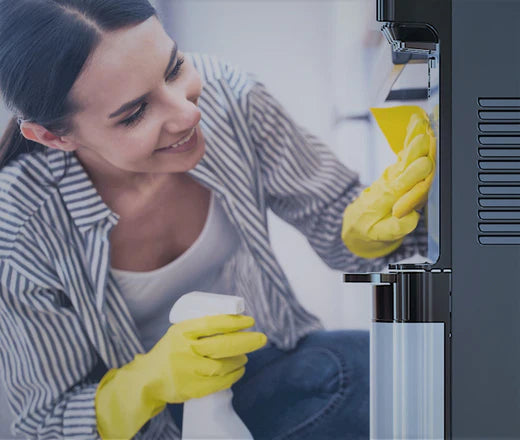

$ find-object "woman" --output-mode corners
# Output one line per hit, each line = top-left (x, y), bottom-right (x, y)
(0, 0), (432, 439)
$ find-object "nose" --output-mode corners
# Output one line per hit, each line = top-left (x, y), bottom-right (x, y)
(162, 96), (201, 135)
(161, 75), (203, 134)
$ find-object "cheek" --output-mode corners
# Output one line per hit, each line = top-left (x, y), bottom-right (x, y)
(75, 116), (160, 162)
(112, 124), (160, 159)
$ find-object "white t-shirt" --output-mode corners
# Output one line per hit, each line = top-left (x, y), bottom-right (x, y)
(111, 191), (241, 352)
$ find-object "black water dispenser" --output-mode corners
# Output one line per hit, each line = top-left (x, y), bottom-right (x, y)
(344, 1), (520, 438)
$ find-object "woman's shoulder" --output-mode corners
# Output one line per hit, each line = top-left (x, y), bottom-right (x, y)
(186, 52), (258, 96)
(0, 151), (57, 250)
(0, 150), (55, 201)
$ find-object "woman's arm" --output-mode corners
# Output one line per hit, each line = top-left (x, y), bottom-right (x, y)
(245, 79), (428, 273)
(0, 260), (104, 439)
(0, 259), (266, 440)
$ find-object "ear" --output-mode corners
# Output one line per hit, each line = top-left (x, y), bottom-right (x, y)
(20, 122), (81, 152)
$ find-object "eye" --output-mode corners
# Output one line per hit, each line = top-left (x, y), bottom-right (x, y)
(119, 56), (185, 128)
(121, 102), (148, 127)
(166, 56), (185, 82)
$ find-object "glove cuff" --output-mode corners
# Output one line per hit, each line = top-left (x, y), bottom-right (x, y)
(95, 363), (165, 440)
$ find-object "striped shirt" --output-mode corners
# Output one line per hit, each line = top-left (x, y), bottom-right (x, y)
(0, 53), (426, 439)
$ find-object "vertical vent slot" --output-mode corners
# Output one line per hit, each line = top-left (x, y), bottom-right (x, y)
(479, 223), (520, 232)
(479, 98), (520, 107)
(478, 98), (520, 245)
(479, 124), (520, 132)
(479, 111), (520, 120)
(479, 185), (520, 195)
(479, 199), (520, 208)
(479, 136), (520, 145)
(479, 173), (520, 182)
(479, 149), (520, 157)
(479, 161), (520, 170)
(479, 236), (520, 245)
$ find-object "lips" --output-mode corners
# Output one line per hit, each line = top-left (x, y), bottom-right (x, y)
(157, 126), (197, 151)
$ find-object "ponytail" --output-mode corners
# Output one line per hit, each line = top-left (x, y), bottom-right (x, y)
(0, 116), (43, 169)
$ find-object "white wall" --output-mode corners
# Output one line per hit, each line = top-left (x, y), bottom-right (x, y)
(0, 98), (11, 134)
(156, 0), (384, 330)
(0, 1), (380, 332)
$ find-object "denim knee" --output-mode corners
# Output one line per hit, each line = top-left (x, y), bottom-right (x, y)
(280, 330), (370, 440)
(232, 329), (370, 440)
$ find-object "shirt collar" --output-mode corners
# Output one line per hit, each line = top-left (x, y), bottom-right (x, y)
(46, 149), (119, 233)
(46, 147), (221, 235)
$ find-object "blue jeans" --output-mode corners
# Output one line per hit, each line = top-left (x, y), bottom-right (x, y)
(170, 330), (369, 439)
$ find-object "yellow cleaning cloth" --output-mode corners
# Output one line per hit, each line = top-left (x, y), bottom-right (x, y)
(370, 105), (436, 218)
(341, 105), (436, 258)
(370, 105), (430, 154)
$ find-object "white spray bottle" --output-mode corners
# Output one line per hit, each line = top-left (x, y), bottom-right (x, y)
(169, 291), (253, 440)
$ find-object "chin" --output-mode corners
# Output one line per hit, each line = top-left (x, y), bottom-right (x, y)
(165, 129), (206, 173)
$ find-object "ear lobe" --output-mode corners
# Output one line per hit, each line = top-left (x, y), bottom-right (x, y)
(20, 122), (79, 152)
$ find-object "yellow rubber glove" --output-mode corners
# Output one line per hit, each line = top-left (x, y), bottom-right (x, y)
(341, 105), (436, 259)
(95, 314), (267, 440)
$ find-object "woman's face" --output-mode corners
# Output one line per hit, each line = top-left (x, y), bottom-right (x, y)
(67, 17), (205, 177)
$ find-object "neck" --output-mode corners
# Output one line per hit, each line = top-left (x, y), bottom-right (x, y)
(74, 149), (189, 214)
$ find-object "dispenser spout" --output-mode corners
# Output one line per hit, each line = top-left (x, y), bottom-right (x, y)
(381, 23), (439, 56)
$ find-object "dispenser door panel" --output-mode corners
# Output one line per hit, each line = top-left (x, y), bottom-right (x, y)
(452, 0), (520, 437)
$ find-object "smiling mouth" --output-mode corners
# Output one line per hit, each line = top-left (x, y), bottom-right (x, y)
(156, 127), (196, 151)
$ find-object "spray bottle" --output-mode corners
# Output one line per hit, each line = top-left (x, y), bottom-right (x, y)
(169, 291), (253, 440)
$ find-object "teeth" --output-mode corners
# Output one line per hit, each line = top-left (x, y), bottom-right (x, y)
(170, 127), (195, 149)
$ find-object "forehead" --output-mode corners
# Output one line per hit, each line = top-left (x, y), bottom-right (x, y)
(70, 17), (171, 114)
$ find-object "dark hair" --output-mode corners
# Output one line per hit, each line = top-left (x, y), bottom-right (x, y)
(0, 0), (156, 169)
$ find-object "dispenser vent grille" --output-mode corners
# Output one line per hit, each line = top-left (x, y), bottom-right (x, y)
(478, 98), (520, 244)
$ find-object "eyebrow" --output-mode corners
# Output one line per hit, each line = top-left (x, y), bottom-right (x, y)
(108, 43), (178, 119)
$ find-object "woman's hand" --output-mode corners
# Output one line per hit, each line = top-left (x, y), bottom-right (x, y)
(145, 314), (267, 403)
(341, 107), (436, 259)
(95, 314), (267, 440)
